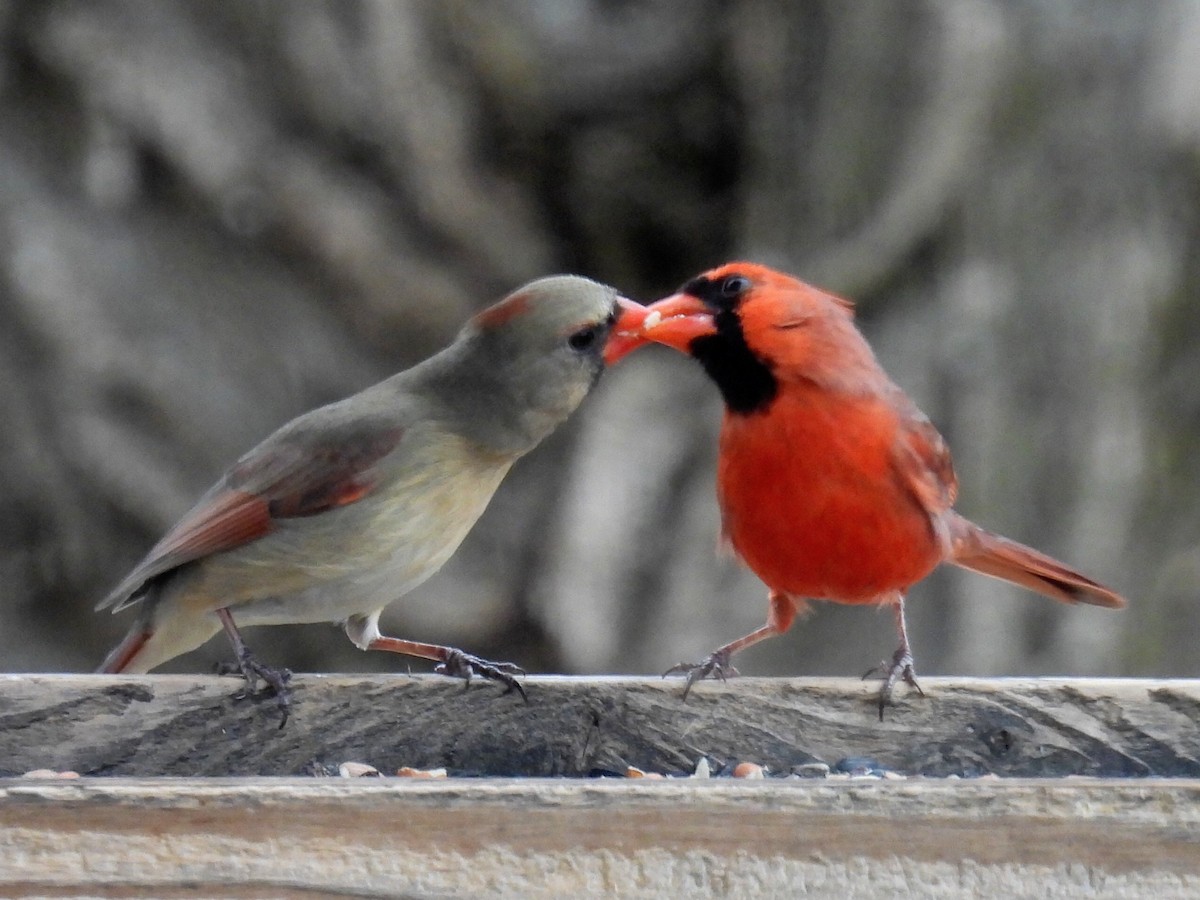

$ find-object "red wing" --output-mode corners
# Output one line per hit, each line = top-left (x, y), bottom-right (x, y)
(891, 390), (958, 517)
(98, 421), (404, 612)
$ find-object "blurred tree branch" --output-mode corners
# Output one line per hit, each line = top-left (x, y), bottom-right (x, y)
(0, 0), (1195, 681)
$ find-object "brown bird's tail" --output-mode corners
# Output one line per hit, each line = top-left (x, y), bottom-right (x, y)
(96, 626), (153, 674)
(949, 518), (1126, 609)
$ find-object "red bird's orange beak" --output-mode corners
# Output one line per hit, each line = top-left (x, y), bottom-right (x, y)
(603, 297), (651, 365)
(636, 292), (717, 353)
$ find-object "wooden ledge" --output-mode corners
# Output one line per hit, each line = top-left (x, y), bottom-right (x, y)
(3, 676), (1200, 895)
(1, 674), (1197, 777)
(1, 778), (1199, 896)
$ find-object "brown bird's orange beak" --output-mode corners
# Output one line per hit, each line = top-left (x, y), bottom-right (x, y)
(633, 292), (717, 354)
(604, 292), (721, 363)
(603, 297), (652, 365)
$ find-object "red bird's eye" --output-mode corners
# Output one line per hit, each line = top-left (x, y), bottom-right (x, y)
(720, 276), (751, 298)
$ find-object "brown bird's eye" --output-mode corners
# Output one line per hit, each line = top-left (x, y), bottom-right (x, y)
(720, 275), (751, 298)
(568, 326), (599, 351)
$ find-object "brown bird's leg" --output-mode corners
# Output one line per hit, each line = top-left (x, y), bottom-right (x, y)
(665, 591), (800, 701)
(364, 634), (527, 702)
(862, 592), (924, 720)
(216, 607), (292, 727)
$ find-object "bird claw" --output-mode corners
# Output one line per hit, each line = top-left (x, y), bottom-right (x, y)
(228, 649), (293, 729)
(435, 648), (528, 702)
(863, 647), (924, 721)
(663, 650), (740, 701)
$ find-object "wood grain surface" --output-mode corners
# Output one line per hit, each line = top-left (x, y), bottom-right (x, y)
(1, 674), (1197, 778)
(2, 778), (1199, 897)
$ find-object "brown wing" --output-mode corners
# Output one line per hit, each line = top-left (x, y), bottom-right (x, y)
(98, 420), (404, 612)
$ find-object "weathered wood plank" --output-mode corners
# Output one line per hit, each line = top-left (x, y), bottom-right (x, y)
(1, 675), (1197, 778)
(2, 778), (1199, 897)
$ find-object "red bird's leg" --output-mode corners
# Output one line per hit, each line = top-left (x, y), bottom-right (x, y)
(863, 593), (925, 720)
(665, 591), (800, 701)
(216, 607), (292, 727)
(366, 635), (527, 702)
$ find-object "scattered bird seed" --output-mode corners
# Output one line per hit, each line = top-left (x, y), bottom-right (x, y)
(625, 766), (665, 779)
(338, 762), (380, 778)
(792, 762), (831, 778)
(733, 762), (766, 779)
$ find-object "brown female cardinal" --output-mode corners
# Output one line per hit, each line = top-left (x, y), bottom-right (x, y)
(97, 275), (648, 722)
(611, 262), (1125, 716)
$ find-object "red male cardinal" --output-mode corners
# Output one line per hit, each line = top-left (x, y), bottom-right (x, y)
(613, 262), (1125, 716)
(98, 275), (647, 723)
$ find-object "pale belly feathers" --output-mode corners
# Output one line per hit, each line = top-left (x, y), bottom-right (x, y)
(166, 431), (513, 626)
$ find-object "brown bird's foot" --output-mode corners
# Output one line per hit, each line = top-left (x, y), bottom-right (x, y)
(435, 648), (527, 702)
(215, 606), (291, 727)
(663, 650), (740, 701)
(229, 649), (293, 729)
(862, 647), (924, 721)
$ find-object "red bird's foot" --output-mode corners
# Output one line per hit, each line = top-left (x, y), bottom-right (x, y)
(663, 650), (740, 701)
(863, 648), (924, 721)
(435, 648), (528, 702)
(224, 649), (293, 729)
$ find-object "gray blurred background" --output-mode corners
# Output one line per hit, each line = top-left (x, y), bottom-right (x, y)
(1, 0), (1196, 680)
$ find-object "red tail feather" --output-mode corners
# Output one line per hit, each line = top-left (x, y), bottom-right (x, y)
(951, 525), (1125, 609)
